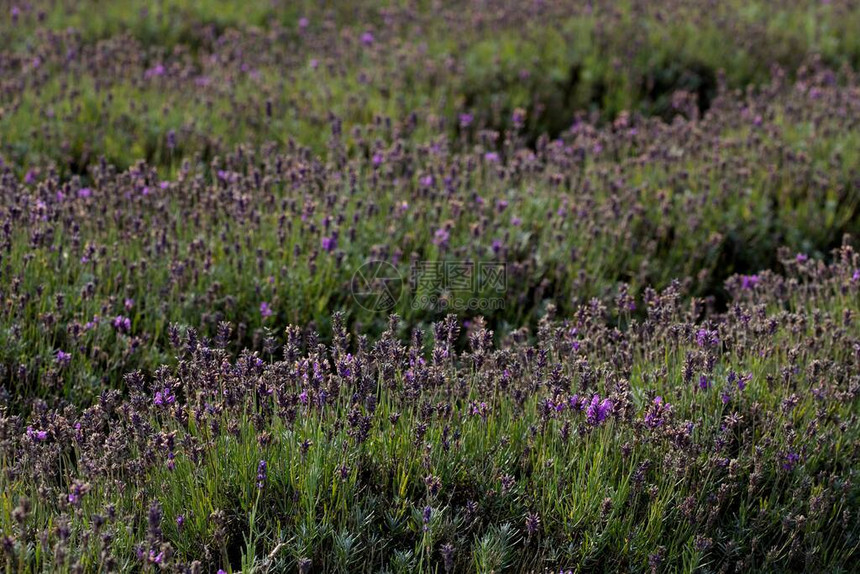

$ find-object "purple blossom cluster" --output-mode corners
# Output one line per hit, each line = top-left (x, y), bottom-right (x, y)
(0, 1), (859, 572)
(0, 249), (856, 571)
(0, 60), (858, 407)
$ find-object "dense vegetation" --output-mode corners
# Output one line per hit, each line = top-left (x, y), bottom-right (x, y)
(0, 1), (858, 572)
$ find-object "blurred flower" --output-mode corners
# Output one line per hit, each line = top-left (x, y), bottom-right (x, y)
(260, 302), (273, 318)
(55, 350), (72, 366)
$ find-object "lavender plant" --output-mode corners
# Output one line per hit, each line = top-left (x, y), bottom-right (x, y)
(1, 248), (858, 572)
(0, 1), (859, 572)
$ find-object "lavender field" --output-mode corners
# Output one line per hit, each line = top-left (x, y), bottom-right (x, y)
(1, 1), (859, 572)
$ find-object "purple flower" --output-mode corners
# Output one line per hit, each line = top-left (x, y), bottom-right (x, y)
(422, 505), (432, 531)
(145, 64), (166, 79)
(433, 228), (450, 249)
(26, 427), (48, 442)
(256, 460), (268, 489)
(644, 396), (670, 429)
(512, 108), (526, 129)
(55, 350), (72, 366)
(321, 236), (337, 252)
(696, 329), (719, 347)
(176, 514), (185, 529)
(67, 482), (87, 506)
(260, 302), (273, 318)
(459, 113), (473, 128)
(361, 31), (374, 46)
(586, 395), (612, 426)
(112, 315), (131, 333)
(796, 253), (808, 263)
(740, 274), (759, 289)
(698, 375), (710, 391)
(78, 187), (92, 198)
(484, 152), (499, 163)
(781, 451), (801, 471)
(147, 550), (164, 564)
(154, 387), (175, 407)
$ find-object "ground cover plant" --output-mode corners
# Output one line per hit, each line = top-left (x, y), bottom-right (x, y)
(0, 0), (859, 572)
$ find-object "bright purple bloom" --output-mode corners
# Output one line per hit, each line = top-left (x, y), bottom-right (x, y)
(145, 64), (166, 79)
(260, 302), (273, 318)
(740, 275), (759, 289)
(154, 387), (175, 407)
(55, 350), (72, 366)
(361, 31), (374, 46)
(586, 395), (612, 425)
(321, 236), (337, 252)
(112, 315), (131, 333)
(26, 427), (48, 442)
(78, 187), (92, 198)
(696, 329), (719, 347)
(148, 550), (164, 564)
(644, 396), (670, 429)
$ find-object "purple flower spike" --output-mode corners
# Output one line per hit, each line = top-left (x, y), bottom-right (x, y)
(55, 350), (72, 366)
(586, 395), (612, 426)
(260, 302), (273, 318)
